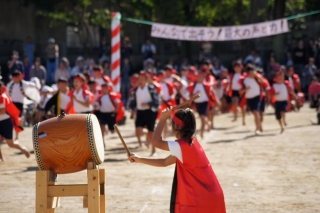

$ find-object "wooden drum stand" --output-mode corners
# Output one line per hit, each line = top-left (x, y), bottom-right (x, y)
(35, 161), (105, 213)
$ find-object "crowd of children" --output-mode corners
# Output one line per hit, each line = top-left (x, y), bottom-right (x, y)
(0, 57), (319, 161)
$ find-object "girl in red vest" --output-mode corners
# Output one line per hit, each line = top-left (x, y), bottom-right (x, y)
(0, 81), (30, 161)
(128, 107), (226, 213)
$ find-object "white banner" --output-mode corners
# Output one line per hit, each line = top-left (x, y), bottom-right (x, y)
(151, 19), (289, 41)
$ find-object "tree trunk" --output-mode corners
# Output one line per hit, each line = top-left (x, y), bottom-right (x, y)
(272, 0), (286, 63)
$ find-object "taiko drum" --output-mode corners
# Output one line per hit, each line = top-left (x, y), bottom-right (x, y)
(32, 114), (104, 174)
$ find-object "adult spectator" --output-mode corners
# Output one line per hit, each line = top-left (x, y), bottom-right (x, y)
(201, 41), (212, 58)
(121, 58), (132, 106)
(212, 58), (225, 79)
(7, 51), (24, 77)
(99, 37), (110, 62)
(301, 57), (317, 97)
(284, 51), (294, 67)
(46, 38), (59, 84)
(71, 56), (86, 77)
(23, 36), (35, 65)
(266, 56), (280, 84)
(243, 50), (263, 67)
(121, 36), (133, 61)
(86, 58), (96, 76)
(102, 60), (111, 78)
(293, 40), (307, 77)
(197, 53), (206, 69)
(23, 56), (32, 81)
(141, 38), (156, 67)
(307, 38), (317, 59)
(309, 76), (320, 108)
(30, 57), (46, 86)
(55, 57), (70, 82)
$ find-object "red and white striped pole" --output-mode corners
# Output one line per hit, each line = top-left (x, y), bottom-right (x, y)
(111, 12), (121, 93)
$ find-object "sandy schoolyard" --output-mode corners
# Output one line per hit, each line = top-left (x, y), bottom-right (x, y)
(0, 105), (319, 213)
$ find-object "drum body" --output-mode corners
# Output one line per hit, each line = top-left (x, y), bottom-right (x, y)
(32, 114), (104, 174)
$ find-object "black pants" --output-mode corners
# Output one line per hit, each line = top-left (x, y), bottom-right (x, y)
(275, 101), (287, 120)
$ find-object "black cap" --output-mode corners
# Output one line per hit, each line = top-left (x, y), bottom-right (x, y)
(88, 80), (96, 85)
(57, 77), (68, 83)
(12, 70), (22, 76)
(246, 64), (255, 72)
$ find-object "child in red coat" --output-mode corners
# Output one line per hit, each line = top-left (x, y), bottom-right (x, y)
(128, 107), (226, 213)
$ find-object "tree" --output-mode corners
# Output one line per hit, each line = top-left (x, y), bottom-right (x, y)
(36, 0), (111, 55)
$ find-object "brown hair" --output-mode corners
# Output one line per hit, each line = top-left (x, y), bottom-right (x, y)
(171, 108), (196, 145)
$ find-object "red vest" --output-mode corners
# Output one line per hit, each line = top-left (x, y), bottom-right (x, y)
(291, 74), (300, 91)
(0, 92), (23, 132)
(269, 80), (292, 111)
(188, 82), (215, 106)
(175, 138), (226, 213)
(97, 92), (125, 123)
(65, 86), (94, 113)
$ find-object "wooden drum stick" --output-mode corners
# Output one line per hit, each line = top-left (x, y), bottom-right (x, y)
(114, 125), (131, 156)
(171, 94), (200, 111)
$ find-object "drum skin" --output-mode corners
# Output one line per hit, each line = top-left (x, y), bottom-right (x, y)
(33, 114), (104, 174)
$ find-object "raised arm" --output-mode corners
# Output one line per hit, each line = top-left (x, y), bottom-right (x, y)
(151, 107), (172, 151)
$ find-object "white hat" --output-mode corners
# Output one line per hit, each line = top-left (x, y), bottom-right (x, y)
(30, 77), (41, 90)
(51, 84), (58, 91)
(76, 56), (84, 61)
(41, 85), (54, 93)
(48, 38), (55, 43)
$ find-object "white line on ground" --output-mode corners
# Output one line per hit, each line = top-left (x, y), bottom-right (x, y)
(139, 202), (150, 213)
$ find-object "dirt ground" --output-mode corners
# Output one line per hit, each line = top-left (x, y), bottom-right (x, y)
(0, 105), (319, 213)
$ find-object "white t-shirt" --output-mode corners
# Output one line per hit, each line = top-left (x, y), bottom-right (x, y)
(232, 73), (241, 90)
(136, 86), (152, 110)
(7, 80), (36, 103)
(95, 78), (105, 87)
(273, 83), (288, 101)
(243, 77), (260, 99)
(100, 94), (119, 113)
(92, 90), (101, 110)
(73, 88), (93, 113)
(0, 103), (10, 121)
(60, 91), (70, 110)
(168, 141), (183, 163)
(193, 83), (208, 103)
(39, 94), (52, 109)
(179, 79), (190, 100)
(165, 76), (174, 83)
(160, 83), (171, 101)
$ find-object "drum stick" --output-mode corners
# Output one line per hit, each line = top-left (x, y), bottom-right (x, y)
(171, 94), (200, 111)
(114, 125), (131, 157)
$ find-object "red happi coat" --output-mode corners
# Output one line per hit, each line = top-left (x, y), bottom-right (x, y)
(0, 92), (23, 132)
(174, 138), (226, 213)
(158, 82), (176, 119)
(269, 80), (292, 112)
(97, 92), (125, 123)
(160, 82), (176, 108)
(65, 85), (94, 114)
(204, 74), (217, 106)
(188, 82), (215, 107)
(238, 73), (268, 108)
(290, 74), (301, 92)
